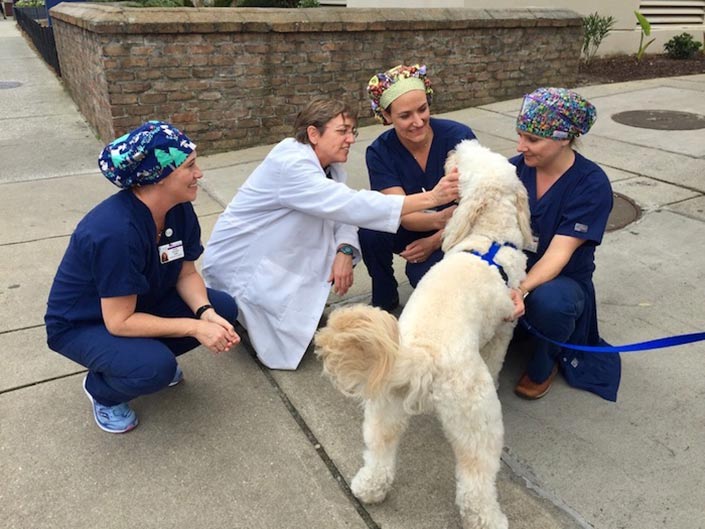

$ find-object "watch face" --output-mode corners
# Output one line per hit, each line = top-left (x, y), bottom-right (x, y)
(338, 245), (353, 256)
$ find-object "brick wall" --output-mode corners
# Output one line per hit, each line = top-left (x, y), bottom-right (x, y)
(50, 5), (582, 153)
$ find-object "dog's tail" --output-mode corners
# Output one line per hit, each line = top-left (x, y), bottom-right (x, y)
(314, 304), (399, 400)
(315, 304), (435, 413)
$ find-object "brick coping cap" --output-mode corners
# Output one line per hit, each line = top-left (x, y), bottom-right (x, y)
(50, 4), (580, 34)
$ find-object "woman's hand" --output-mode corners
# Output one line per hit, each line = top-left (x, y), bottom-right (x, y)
(506, 288), (526, 321)
(328, 252), (354, 296)
(197, 311), (240, 354)
(400, 233), (441, 264)
(430, 167), (460, 206)
(439, 204), (457, 225)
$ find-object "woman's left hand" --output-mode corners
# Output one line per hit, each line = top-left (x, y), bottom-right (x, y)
(202, 310), (239, 334)
(430, 167), (460, 206)
(201, 310), (240, 351)
(329, 252), (354, 296)
(400, 234), (440, 264)
(506, 288), (526, 321)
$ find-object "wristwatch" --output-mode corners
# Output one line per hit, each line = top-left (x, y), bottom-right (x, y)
(336, 244), (354, 256)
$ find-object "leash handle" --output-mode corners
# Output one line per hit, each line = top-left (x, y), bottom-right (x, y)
(520, 319), (705, 353)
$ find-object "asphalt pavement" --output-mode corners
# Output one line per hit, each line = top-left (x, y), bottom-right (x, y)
(2, 16), (705, 529)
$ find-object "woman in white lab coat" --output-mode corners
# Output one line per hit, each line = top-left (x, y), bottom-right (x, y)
(202, 98), (458, 369)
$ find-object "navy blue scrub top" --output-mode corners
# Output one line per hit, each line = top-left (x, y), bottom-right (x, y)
(366, 117), (475, 194)
(366, 118), (475, 244)
(511, 152), (621, 401)
(45, 190), (202, 344)
(513, 151), (612, 283)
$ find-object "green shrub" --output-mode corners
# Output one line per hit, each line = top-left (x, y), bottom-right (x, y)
(664, 33), (703, 59)
(15, 0), (44, 7)
(236, 0), (298, 6)
(298, 0), (319, 6)
(581, 12), (616, 65)
(125, 0), (191, 6)
(122, 0), (193, 7)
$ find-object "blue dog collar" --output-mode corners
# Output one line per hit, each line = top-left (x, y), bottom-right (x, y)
(464, 241), (517, 284)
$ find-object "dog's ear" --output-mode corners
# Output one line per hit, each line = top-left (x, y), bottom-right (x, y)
(515, 182), (533, 249)
(442, 191), (486, 252)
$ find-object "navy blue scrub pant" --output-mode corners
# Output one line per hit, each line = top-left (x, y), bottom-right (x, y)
(50, 288), (238, 406)
(522, 276), (585, 383)
(359, 227), (443, 309)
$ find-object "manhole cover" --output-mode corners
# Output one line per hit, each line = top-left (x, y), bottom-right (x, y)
(0, 81), (22, 89)
(607, 192), (640, 232)
(612, 110), (705, 130)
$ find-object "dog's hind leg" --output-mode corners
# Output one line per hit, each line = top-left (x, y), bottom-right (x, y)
(480, 323), (514, 389)
(350, 394), (409, 504)
(437, 373), (508, 529)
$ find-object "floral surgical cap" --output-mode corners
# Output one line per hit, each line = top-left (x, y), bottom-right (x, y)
(99, 120), (196, 189)
(367, 64), (434, 124)
(516, 87), (597, 140)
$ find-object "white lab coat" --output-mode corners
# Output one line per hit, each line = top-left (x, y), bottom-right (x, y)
(202, 138), (404, 369)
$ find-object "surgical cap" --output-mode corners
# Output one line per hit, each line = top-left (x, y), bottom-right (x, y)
(99, 120), (196, 188)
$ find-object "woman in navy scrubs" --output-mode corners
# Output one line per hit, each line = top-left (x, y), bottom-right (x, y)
(45, 121), (239, 433)
(359, 64), (475, 311)
(510, 88), (620, 401)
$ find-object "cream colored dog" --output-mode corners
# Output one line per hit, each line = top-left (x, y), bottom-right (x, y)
(314, 140), (532, 529)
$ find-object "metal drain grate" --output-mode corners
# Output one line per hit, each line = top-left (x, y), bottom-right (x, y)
(612, 110), (705, 130)
(607, 192), (641, 232)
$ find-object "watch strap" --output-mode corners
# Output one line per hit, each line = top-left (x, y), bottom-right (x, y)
(337, 244), (354, 256)
(195, 304), (214, 319)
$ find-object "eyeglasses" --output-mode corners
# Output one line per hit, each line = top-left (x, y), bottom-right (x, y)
(331, 127), (359, 139)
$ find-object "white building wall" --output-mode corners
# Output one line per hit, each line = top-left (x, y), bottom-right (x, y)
(345, 0), (705, 56)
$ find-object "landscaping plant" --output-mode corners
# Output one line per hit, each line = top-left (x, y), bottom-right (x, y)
(664, 32), (703, 59)
(125, 0), (191, 6)
(236, 0), (299, 6)
(581, 12), (616, 65)
(634, 10), (656, 62)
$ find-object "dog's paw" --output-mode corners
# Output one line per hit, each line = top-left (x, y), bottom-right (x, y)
(461, 509), (508, 529)
(350, 466), (392, 504)
(488, 512), (508, 529)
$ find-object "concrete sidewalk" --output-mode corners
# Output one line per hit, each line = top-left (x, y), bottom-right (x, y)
(2, 16), (705, 529)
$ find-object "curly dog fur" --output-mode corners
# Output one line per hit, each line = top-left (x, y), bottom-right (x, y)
(315, 140), (532, 529)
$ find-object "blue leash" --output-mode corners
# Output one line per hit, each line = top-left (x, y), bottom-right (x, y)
(520, 319), (705, 353)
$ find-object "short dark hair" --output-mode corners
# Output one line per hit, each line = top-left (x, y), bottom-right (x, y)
(293, 97), (357, 144)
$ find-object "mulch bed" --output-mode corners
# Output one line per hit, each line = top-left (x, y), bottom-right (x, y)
(576, 53), (705, 86)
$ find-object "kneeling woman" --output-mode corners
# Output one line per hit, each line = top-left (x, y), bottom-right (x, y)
(360, 64), (476, 312)
(45, 122), (240, 434)
(511, 88), (621, 402)
(202, 98), (459, 371)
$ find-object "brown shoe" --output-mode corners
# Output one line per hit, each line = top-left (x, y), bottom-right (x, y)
(514, 365), (559, 400)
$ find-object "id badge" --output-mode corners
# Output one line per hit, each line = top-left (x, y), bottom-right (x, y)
(526, 235), (539, 253)
(159, 240), (185, 264)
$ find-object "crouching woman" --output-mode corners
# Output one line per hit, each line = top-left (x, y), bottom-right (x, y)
(45, 121), (239, 434)
(510, 88), (621, 402)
